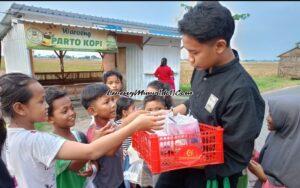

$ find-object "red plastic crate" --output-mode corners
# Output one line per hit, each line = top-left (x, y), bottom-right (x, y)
(132, 124), (224, 174)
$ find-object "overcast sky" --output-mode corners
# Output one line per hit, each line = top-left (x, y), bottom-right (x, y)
(1, 1), (299, 60)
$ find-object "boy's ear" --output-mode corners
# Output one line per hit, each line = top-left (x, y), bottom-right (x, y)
(87, 105), (97, 116)
(215, 39), (227, 54)
(12, 102), (27, 116)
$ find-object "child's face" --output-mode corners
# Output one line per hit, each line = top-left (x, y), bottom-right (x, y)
(90, 95), (116, 120)
(24, 82), (48, 122)
(144, 101), (166, 112)
(146, 86), (158, 93)
(267, 114), (275, 131)
(48, 96), (76, 128)
(106, 75), (122, 92)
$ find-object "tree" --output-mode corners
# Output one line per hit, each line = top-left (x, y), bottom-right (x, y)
(180, 2), (250, 21)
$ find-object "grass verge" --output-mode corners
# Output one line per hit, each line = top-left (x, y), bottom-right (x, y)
(180, 76), (300, 93)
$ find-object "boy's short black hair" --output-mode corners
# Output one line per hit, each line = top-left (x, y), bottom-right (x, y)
(143, 95), (166, 109)
(0, 73), (37, 117)
(178, 1), (235, 47)
(45, 87), (67, 116)
(103, 70), (123, 83)
(81, 83), (109, 109)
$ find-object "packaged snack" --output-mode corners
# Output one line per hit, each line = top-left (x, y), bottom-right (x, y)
(151, 113), (200, 153)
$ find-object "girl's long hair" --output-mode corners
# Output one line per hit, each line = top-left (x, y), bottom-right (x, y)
(115, 96), (134, 121)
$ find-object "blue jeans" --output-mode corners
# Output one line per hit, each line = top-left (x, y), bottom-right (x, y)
(123, 155), (131, 188)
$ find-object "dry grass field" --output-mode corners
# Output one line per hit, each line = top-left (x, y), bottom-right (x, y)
(180, 61), (278, 84)
(1, 58), (300, 92)
(0, 57), (101, 73)
(2, 58), (300, 132)
(33, 58), (102, 72)
(180, 61), (300, 92)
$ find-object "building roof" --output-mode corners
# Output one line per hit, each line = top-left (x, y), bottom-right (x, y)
(278, 42), (300, 57)
(0, 3), (181, 40)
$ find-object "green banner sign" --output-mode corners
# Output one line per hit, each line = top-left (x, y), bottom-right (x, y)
(24, 22), (117, 53)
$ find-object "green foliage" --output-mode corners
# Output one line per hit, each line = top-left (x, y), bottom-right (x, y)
(180, 3), (250, 21)
(255, 76), (300, 92)
(180, 83), (191, 92)
(232, 13), (250, 20)
(180, 3), (192, 11)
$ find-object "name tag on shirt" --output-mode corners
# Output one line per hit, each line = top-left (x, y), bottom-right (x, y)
(205, 94), (219, 113)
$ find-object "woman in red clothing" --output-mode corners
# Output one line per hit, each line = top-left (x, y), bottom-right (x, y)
(154, 58), (175, 90)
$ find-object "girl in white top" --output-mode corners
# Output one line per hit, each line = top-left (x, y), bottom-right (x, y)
(0, 73), (165, 188)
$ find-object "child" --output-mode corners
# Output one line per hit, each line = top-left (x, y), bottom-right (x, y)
(129, 95), (168, 188)
(146, 80), (173, 110)
(0, 73), (164, 188)
(103, 70), (124, 102)
(81, 83), (128, 188)
(45, 87), (92, 188)
(248, 95), (300, 188)
(0, 101), (15, 188)
(143, 95), (167, 112)
(115, 96), (136, 188)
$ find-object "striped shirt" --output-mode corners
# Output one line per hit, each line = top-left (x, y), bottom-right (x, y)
(114, 120), (132, 154)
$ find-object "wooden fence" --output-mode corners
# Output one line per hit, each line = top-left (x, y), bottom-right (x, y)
(34, 71), (103, 85)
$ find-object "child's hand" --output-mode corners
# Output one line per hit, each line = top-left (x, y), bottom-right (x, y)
(93, 123), (115, 141)
(122, 110), (148, 125)
(78, 161), (98, 177)
(77, 165), (93, 177)
(248, 160), (267, 182)
(132, 113), (165, 131)
(128, 109), (147, 119)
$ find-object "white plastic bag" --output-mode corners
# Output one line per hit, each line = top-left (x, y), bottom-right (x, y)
(84, 163), (97, 188)
(152, 113), (200, 136)
(124, 159), (153, 187)
(166, 113), (199, 135)
(151, 113), (201, 153)
(125, 145), (155, 187)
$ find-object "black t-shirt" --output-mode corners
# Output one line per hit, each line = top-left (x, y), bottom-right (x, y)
(184, 53), (265, 177)
(0, 159), (14, 188)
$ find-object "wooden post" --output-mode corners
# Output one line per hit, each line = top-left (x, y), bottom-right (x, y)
(54, 50), (67, 79)
(59, 50), (64, 74)
(98, 52), (104, 72)
(29, 49), (35, 77)
(99, 52), (105, 59)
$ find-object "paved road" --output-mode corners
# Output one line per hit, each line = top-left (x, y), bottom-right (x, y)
(173, 85), (300, 152)
(255, 85), (300, 151)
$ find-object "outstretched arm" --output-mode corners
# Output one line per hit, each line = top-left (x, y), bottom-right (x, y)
(55, 113), (165, 161)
